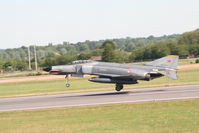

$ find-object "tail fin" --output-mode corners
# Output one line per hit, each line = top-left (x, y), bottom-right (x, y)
(145, 55), (179, 80)
(145, 55), (179, 69)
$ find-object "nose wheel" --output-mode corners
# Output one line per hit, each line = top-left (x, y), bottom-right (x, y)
(115, 84), (123, 91)
(65, 75), (70, 88)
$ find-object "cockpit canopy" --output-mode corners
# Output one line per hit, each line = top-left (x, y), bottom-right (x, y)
(71, 60), (93, 64)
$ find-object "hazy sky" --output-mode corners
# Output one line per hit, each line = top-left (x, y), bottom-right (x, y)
(0, 0), (199, 49)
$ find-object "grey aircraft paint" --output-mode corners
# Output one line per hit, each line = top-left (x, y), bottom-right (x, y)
(43, 55), (179, 91)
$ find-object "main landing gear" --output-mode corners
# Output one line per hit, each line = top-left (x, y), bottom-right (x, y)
(65, 75), (70, 88)
(115, 83), (123, 91)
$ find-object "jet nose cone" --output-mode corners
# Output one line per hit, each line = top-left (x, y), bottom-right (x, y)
(43, 66), (52, 72)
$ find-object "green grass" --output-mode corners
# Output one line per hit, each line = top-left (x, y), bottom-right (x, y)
(0, 68), (199, 98)
(178, 58), (199, 65)
(0, 99), (199, 133)
(0, 71), (47, 79)
(0, 78), (112, 97)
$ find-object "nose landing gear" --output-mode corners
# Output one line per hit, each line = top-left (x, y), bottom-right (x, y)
(65, 75), (70, 88)
(115, 83), (123, 91)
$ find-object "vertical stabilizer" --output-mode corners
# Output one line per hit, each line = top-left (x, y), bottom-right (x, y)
(145, 55), (179, 69)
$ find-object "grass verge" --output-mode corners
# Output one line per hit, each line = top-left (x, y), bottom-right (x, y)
(0, 99), (199, 133)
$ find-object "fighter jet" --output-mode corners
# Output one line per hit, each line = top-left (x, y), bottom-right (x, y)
(43, 55), (179, 91)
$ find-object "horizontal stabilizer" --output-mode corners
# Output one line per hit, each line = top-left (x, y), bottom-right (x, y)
(157, 69), (178, 80)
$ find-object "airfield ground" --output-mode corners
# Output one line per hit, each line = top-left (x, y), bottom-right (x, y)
(0, 66), (199, 98)
(0, 62), (198, 133)
(0, 99), (198, 133)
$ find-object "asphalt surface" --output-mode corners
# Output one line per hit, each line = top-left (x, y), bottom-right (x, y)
(0, 84), (199, 112)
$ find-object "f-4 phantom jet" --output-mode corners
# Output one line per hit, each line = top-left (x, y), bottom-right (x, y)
(43, 55), (179, 91)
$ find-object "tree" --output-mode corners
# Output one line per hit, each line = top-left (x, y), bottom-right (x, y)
(55, 54), (76, 65)
(177, 45), (189, 56)
(42, 58), (56, 67)
(189, 44), (199, 56)
(91, 49), (103, 56)
(167, 43), (179, 55)
(59, 48), (67, 55)
(0, 60), (3, 69)
(152, 44), (170, 58)
(15, 61), (27, 71)
(102, 41), (116, 62)
(114, 50), (129, 63)
(131, 48), (144, 61)
(3, 61), (13, 71)
(78, 43), (89, 51)
(178, 29), (199, 45)
(77, 52), (92, 60)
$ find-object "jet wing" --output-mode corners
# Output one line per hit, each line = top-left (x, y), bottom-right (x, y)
(95, 73), (131, 78)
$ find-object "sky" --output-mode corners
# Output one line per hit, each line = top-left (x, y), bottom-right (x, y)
(0, 0), (199, 49)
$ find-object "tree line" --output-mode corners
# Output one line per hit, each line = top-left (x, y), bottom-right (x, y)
(0, 34), (179, 60)
(0, 29), (199, 72)
(129, 29), (199, 61)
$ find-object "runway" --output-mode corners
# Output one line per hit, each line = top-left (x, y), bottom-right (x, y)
(0, 84), (199, 112)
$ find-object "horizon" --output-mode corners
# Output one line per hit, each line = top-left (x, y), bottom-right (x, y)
(0, 32), (182, 50)
(0, 0), (199, 49)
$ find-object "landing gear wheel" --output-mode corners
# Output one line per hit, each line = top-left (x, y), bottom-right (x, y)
(66, 84), (70, 88)
(115, 84), (123, 91)
(65, 75), (70, 88)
